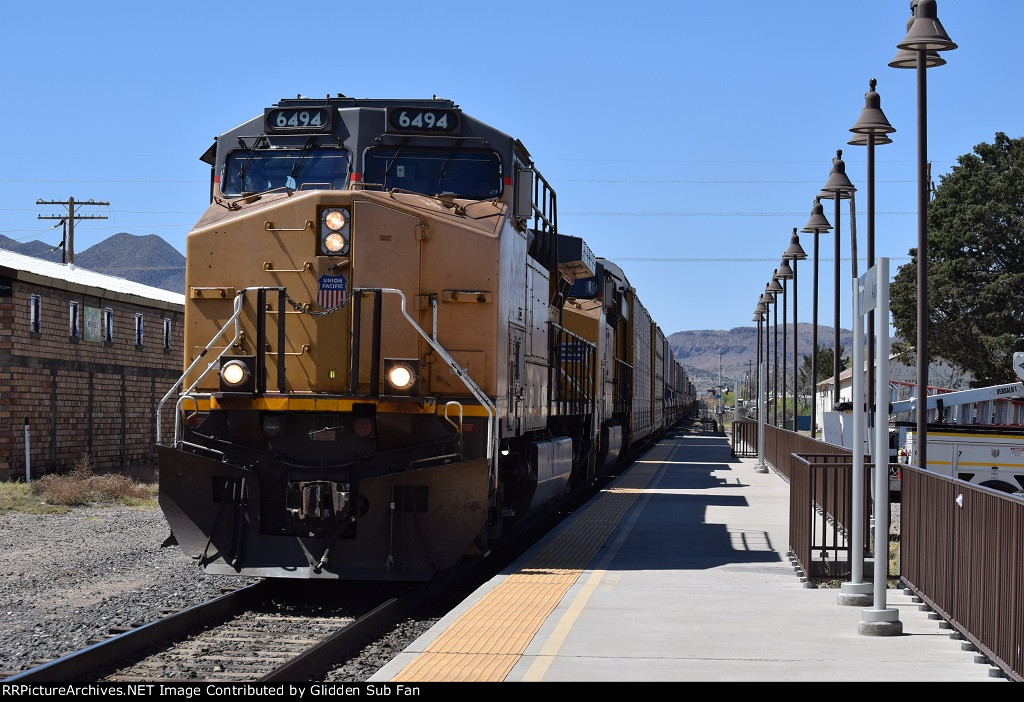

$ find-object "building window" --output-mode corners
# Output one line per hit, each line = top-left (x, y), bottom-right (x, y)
(69, 301), (81, 338)
(163, 318), (172, 350)
(103, 308), (114, 342)
(29, 295), (41, 333)
(135, 313), (144, 346)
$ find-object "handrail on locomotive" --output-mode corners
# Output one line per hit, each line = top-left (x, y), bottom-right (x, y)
(158, 285), (498, 480)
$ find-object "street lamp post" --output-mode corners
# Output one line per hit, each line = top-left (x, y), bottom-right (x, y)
(753, 303), (767, 413)
(891, 0), (956, 474)
(768, 273), (784, 426)
(760, 285), (776, 427)
(849, 133), (894, 415)
(783, 229), (808, 434)
(719, 350), (724, 422)
(776, 259), (794, 429)
(820, 151), (857, 409)
(849, 78), (896, 459)
(753, 306), (765, 409)
(753, 303), (769, 474)
(802, 199), (832, 438)
(831, 81), (898, 615)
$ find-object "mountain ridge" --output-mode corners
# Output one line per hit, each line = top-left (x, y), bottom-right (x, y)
(669, 324), (855, 394)
(0, 232), (185, 293)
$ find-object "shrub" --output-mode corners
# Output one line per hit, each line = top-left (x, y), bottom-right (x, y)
(29, 454), (157, 507)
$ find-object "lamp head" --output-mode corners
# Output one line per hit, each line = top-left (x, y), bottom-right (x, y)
(897, 0), (957, 52)
(850, 79), (896, 135)
(801, 197), (833, 233)
(821, 149), (856, 195)
(783, 228), (808, 260)
(890, 12), (947, 68)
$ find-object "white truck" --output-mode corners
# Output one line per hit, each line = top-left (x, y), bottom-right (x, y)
(892, 352), (1024, 495)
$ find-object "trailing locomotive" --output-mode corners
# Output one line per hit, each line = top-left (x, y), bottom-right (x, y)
(157, 95), (696, 581)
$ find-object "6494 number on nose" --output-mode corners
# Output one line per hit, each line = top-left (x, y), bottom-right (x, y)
(387, 107), (460, 133)
(266, 107), (331, 132)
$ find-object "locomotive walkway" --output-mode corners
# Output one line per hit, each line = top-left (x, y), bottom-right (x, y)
(370, 427), (1005, 683)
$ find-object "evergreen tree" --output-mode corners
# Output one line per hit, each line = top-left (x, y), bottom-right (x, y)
(890, 132), (1024, 385)
(797, 345), (846, 412)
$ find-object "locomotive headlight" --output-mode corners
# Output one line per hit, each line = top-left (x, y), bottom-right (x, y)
(218, 355), (256, 395)
(388, 365), (413, 389)
(320, 207), (350, 255)
(383, 359), (420, 395)
(324, 231), (346, 253)
(221, 360), (251, 386)
(324, 209), (346, 230)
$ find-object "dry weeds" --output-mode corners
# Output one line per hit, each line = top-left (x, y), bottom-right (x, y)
(16, 454), (158, 510)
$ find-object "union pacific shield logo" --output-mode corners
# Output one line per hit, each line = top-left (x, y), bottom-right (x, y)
(317, 274), (347, 308)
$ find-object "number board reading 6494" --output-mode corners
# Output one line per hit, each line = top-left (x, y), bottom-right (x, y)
(387, 107), (460, 134)
(265, 107), (332, 132)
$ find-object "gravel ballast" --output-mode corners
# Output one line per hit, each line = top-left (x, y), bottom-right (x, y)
(0, 505), (250, 677)
(0, 504), (438, 681)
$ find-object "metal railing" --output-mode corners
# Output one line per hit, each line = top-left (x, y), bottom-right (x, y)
(549, 322), (596, 417)
(613, 358), (633, 416)
(347, 287), (499, 478)
(900, 466), (1024, 681)
(763, 424), (851, 480)
(158, 286), (498, 481)
(746, 421), (1024, 680)
(731, 419), (758, 457)
(788, 454), (872, 581)
(735, 419), (895, 582)
(156, 288), (277, 447)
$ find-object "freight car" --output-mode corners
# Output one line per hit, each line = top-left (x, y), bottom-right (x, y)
(156, 94), (696, 581)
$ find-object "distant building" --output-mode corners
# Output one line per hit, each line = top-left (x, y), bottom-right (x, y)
(0, 250), (185, 480)
(814, 354), (973, 421)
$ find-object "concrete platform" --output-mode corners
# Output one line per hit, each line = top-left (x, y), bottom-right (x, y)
(370, 431), (1006, 683)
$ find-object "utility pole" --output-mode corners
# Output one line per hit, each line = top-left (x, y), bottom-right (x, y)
(747, 359), (753, 402)
(719, 351), (724, 418)
(37, 197), (109, 265)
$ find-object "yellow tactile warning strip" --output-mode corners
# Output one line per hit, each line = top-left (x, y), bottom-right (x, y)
(389, 443), (673, 682)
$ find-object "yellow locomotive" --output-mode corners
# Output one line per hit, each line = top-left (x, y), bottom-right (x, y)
(157, 95), (695, 580)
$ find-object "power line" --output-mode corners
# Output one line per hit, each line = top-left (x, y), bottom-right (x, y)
(557, 178), (915, 184)
(613, 256), (912, 263)
(562, 210), (915, 216)
(0, 179), (204, 184)
(1, 207), (201, 214)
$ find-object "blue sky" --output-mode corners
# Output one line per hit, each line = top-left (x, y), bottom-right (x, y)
(0, 1), (1014, 338)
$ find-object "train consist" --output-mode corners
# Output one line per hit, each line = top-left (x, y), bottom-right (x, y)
(157, 95), (696, 581)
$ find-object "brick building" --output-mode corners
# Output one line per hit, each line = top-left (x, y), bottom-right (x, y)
(0, 250), (185, 480)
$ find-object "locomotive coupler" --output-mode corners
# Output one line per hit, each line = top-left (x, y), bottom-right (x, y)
(286, 480), (351, 522)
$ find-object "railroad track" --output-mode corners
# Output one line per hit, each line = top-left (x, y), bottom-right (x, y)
(4, 579), (427, 683)
(4, 437), (668, 684)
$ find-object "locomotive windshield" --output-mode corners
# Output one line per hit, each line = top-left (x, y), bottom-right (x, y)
(363, 147), (502, 199)
(221, 147), (350, 195)
(568, 276), (599, 300)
